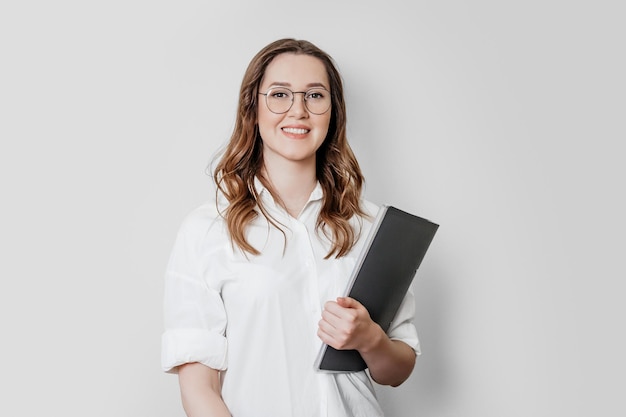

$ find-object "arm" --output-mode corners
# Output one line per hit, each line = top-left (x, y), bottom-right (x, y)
(317, 297), (416, 387)
(178, 362), (232, 417)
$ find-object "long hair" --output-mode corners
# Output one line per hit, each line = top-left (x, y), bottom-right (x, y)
(213, 38), (366, 258)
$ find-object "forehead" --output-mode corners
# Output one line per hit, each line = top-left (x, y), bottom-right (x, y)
(260, 53), (329, 89)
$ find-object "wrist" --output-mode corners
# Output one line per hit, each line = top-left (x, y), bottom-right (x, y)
(359, 321), (385, 354)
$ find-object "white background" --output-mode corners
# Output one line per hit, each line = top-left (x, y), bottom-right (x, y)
(1, 1), (624, 416)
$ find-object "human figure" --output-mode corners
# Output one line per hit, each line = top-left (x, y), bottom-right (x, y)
(162, 38), (419, 417)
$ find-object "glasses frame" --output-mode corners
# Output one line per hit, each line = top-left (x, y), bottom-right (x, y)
(258, 87), (332, 115)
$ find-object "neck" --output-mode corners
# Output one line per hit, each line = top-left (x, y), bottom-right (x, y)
(261, 155), (317, 218)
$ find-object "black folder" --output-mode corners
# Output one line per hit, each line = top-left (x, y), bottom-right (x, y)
(314, 205), (439, 372)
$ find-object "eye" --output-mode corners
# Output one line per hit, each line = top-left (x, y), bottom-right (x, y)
(269, 88), (291, 99)
(306, 90), (326, 100)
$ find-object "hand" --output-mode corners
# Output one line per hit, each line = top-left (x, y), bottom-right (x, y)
(317, 297), (382, 352)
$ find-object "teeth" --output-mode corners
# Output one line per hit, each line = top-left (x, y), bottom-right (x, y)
(282, 127), (309, 134)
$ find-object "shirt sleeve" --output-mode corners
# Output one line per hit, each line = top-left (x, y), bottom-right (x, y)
(386, 286), (421, 356)
(161, 207), (228, 373)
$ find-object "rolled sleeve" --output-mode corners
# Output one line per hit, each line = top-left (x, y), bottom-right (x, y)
(162, 328), (227, 373)
(161, 272), (228, 373)
(161, 206), (229, 373)
(386, 286), (421, 356)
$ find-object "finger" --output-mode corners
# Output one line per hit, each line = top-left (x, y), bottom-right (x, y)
(323, 303), (358, 327)
(336, 296), (360, 308)
(317, 326), (333, 345)
(318, 320), (349, 349)
(318, 319), (345, 346)
(317, 329), (340, 349)
(337, 297), (371, 323)
(318, 317), (336, 336)
(325, 298), (361, 315)
(323, 300), (347, 318)
(321, 307), (348, 329)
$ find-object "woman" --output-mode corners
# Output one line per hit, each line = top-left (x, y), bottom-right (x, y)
(162, 38), (419, 417)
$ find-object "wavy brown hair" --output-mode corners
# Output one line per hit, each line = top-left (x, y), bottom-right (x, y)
(213, 38), (367, 258)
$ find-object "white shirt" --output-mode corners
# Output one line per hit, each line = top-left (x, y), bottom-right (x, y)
(161, 181), (420, 417)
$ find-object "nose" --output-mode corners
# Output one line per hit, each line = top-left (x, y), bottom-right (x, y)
(288, 92), (309, 117)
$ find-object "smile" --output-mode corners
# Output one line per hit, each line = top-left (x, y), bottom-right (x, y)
(282, 127), (310, 134)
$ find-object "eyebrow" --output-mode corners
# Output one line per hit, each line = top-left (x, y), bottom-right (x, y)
(267, 81), (329, 90)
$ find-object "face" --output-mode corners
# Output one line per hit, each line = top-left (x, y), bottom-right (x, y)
(257, 53), (331, 170)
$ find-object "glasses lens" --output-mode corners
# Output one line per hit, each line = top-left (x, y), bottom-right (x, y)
(266, 88), (293, 114)
(304, 88), (331, 114)
(264, 87), (331, 114)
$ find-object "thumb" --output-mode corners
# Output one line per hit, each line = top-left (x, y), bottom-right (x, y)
(337, 296), (358, 308)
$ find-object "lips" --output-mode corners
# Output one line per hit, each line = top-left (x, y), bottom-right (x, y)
(282, 127), (310, 135)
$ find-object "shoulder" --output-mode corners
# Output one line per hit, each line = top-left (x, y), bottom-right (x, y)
(174, 198), (228, 254)
(353, 199), (381, 230)
(348, 199), (381, 239)
(180, 200), (222, 232)
(361, 199), (380, 220)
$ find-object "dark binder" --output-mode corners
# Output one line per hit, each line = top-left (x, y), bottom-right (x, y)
(314, 205), (439, 372)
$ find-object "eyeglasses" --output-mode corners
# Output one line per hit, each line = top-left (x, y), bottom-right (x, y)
(258, 87), (331, 115)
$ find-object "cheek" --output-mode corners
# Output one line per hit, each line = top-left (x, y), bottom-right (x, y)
(257, 108), (281, 136)
(319, 114), (332, 138)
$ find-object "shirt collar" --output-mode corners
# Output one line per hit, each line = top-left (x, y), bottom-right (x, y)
(253, 176), (324, 207)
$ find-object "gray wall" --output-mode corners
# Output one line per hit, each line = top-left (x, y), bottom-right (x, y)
(1, 1), (624, 416)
